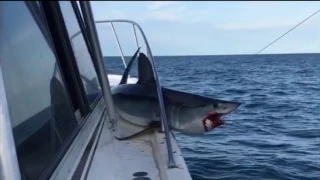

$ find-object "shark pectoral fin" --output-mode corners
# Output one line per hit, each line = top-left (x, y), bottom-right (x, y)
(114, 121), (161, 140)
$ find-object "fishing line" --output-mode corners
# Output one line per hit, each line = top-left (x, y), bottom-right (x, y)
(253, 9), (320, 55)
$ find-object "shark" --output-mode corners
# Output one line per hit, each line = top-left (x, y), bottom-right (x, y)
(110, 49), (241, 140)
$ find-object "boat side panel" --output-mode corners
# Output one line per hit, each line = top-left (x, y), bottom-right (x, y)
(0, 67), (21, 180)
(0, 2), (80, 179)
(49, 98), (106, 180)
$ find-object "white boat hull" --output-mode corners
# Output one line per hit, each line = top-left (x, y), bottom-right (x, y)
(107, 74), (138, 86)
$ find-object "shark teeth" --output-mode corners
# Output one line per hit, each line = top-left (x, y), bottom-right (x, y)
(205, 119), (213, 130)
(202, 112), (224, 132)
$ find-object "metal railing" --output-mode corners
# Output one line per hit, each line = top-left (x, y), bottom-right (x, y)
(79, 2), (119, 131)
(94, 19), (177, 168)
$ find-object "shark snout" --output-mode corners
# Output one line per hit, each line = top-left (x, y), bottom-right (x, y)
(214, 102), (241, 115)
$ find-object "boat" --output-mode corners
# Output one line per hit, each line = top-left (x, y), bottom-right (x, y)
(0, 1), (240, 180)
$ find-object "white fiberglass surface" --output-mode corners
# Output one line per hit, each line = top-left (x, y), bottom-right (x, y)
(107, 74), (138, 87)
(86, 121), (160, 180)
(86, 117), (192, 180)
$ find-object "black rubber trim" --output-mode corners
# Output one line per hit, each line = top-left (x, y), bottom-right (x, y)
(82, 112), (106, 180)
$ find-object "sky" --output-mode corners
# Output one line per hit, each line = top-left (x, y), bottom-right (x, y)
(91, 1), (320, 56)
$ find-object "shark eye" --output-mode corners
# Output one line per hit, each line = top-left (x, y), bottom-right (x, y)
(213, 104), (218, 108)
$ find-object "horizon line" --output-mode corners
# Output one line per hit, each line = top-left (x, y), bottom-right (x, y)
(104, 52), (320, 57)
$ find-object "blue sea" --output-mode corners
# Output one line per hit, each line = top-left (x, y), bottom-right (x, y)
(104, 53), (320, 180)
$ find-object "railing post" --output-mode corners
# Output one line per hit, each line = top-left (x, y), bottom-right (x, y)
(95, 20), (177, 168)
(132, 25), (139, 49)
(79, 2), (118, 130)
(96, 20), (177, 168)
(110, 23), (127, 69)
(136, 24), (177, 168)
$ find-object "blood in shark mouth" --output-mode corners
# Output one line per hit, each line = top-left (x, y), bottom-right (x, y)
(202, 112), (224, 132)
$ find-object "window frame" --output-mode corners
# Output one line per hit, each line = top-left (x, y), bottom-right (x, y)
(0, 1), (91, 179)
(38, 2), (104, 178)
(17, 1), (102, 179)
(40, 1), (90, 117)
(56, 1), (103, 109)
(1, 1), (106, 179)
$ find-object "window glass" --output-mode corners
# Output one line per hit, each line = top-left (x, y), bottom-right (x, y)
(0, 2), (78, 179)
(59, 1), (101, 106)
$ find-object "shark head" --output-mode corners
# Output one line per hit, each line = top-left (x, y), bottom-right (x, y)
(165, 96), (240, 134)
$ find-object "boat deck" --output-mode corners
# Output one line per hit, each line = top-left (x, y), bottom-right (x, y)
(85, 117), (191, 180)
(87, 121), (160, 180)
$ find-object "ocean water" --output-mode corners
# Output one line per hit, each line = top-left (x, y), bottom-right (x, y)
(104, 53), (320, 180)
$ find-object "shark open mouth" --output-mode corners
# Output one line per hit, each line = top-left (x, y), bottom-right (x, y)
(202, 112), (224, 132)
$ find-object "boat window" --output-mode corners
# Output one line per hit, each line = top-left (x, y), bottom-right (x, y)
(0, 2), (79, 179)
(59, 1), (102, 107)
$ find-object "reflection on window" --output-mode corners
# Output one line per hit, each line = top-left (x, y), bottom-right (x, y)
(0, 2), (78, 179)
(59, 1), (101, 106)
